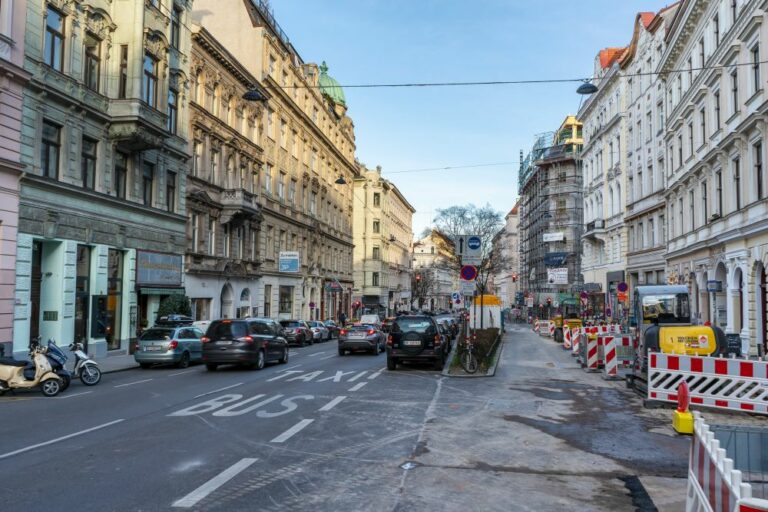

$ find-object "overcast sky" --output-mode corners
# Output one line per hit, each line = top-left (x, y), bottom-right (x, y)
(272, 0), (673, 234)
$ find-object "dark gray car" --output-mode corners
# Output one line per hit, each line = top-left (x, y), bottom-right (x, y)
(338, 324), (385, 355)
(386, 315), (446, 371)
(202, 318), (289, 371)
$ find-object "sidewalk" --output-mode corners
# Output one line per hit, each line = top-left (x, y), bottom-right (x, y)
(89, 351), (139, 374)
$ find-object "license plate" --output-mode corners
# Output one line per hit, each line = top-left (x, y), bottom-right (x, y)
(145, 346), (162, 351)
(403, 340), (421, 346)
(217, 340), (233, 345)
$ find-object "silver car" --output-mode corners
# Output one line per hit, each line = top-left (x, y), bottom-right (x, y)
(134, 325), (203, 368)
(338, 324), (385, 356)
(308, 321), (330, 341)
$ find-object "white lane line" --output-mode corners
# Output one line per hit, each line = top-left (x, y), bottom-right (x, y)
(318, 396), (347, 412)
(319, 354), (336, 360)
(284, 364), (302, 370)
(368, 369), (384, 380)
(307, 352), (323, 358)
(172, 458), (258, 508)
(271, 419), (314, 443)
(348, 371), (368, 382)
(193, 383), (243, 399)
(56, 391), (93, 399)
(114, 378), (153, 388)
(168, 369), (196, 377)
(0, 419), (125, 460)
(349, 382), (367, 392)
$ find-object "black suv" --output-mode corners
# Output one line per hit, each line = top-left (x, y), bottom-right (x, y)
(386, 315), (447, 371)
(202, 318), (289, 371)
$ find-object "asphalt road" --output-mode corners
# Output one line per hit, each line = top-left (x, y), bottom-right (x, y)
(1, 326), (716, 511)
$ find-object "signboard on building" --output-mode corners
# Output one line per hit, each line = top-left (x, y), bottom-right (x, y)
(278, 251), (301, 273)
(136, 251), (183, 286)
(547, 267), (569, 285)
(706, 280), (723, 293)
(543, 232), (565, 242)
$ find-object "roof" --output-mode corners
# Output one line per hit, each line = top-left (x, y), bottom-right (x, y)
(318, 61), (346, 106)
(598, 47), (626, 69)
(619, 3), (681, 68)
(639, 12), (656, 28)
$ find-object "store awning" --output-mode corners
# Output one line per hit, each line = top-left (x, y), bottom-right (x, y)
(139, 287), (186, 295)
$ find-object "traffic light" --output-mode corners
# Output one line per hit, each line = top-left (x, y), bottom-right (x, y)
(415, 274), (421, 282)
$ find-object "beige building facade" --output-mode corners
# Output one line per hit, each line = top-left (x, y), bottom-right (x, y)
(192, 0), (358, 322)
(412, 230), (457, 312)
(352, 165), (415, 317)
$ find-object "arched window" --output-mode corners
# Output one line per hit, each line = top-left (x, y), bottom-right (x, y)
(226, 156), (235, 189)
(608, 186), (614, 215)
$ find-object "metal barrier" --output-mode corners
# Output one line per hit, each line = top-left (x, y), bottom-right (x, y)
(648, 353), (768, 415)
(686, 412), (768, 512)
(601, 335), (634, 380)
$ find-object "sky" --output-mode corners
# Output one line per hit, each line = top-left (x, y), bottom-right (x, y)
(271, 0), (674, 235)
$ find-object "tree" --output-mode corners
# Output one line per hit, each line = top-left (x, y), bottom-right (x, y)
(411, 267), (436, 310)
(433, 203), (505, 327)
(156, 295), (192, 319)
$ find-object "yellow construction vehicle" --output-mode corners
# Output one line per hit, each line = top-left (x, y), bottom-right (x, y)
(552, 304), (582, 343)
(629, 285), (726, 392)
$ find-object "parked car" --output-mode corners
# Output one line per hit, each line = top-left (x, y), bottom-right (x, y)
(437, 322), (453, 349)
(307, 321), (330, 341)
(338, 324), (385, 355)
(323, 320), (340, 339)
(278, 320), (313, 346)
(202, 318), (289, 371)
(381, 317), (397, 333)
(134, 318), (203, 369)
(386, 315), (447, 371)
(435, 316), (458, 340)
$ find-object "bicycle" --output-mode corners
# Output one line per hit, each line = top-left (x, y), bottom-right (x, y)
(459, 334), (479, 374)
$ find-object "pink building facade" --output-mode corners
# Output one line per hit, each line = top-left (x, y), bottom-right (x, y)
(0, 0), (30, 348)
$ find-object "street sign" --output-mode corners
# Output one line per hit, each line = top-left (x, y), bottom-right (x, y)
(451, 292), (460, 301)
(460, 265), (478, 281)
(467, 236), (481, 250)
(460, 281), (476, 295)
(617, 282), (628, 293)
(461, 255), (482, 266)
(455, 234), (482, 259)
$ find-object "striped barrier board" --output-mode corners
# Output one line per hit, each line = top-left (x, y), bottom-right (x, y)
(601, 335), (634, 380)
(548, 322), (555, 337)
(563, 325), (572, 349)
(686, 412), (768, 512)
(533, 320), (540, 333)
(571, 327), (581, 357)
(649, 353), (768, 415)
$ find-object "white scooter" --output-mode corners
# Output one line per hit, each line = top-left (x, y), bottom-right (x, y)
(67, 342), (101, 386)
(0, 342), (63, 397)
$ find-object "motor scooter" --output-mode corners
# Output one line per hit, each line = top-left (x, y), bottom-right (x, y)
(67, 342), (101, 386)
(0, 341), (63, 397)
(39, 339), (72, 391)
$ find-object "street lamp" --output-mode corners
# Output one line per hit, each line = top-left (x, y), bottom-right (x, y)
(242, 89), (267, 102)
(576, 80), (598, 95)
(334, 175), (347, 185)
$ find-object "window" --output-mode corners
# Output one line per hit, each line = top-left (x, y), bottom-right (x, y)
(734, 157), (741, 210)
(250, 228), (258, 260)
(689, 190), (696, 230)
(700, 107), (706, 145)
(118, 45), (128, 98)
(649, 218), (655, 246)
(699, 38), (705, 68)
(288, 179), (296, 205)
(639, 222), (644, 248)
(716, 170), (723, 215)
(756, 141), (764, 200)
(310, 192), (316, 215)
(264, 164), (272, 194)
(266, 108), (273, 139)
(84, 33), (101, 91)
(278, 286), (293, 315)
(677, 134), (683, 167)
(142, 53), (158, 107)
(372, 219), (380, 233)
(114, 151), (128, 199)
(239, 164), (247, 190)
(210, 148), (219, 184)
(372, 246), (380, 260)
(688, 123), (694, 156)
(208, 217), (216, 255)
(731, 0), (738, 24)
(372, 272), (380, 287)
(166, 171), (176, 212)
(222, 224), (230, 258)
(730, 69), (738, 115)
(192, 141), (202, 177)
(41, 121), (60, 179)
(373, 192), (380, 207)
(280, 120), (287, 149)
(278, 172), (285, 199)
(264, 285), (272, 317)
(191, 213), (200, 252)
(713, 14), (719, 46)
(268, 55), (276, 75)
(171, 7), (181, 49)
(167, 89), (178, 134)
(81, 137), (97, 189)
(752, 44), (761, 93)
(44, 7), (65, 71)
(660, 214), (666, 242)
(237, 226), (245, 259)
(678, 198), (684, 234)
(714, 90), (721, 128)
(701, 181), (708, 224)
(142, 162), (154, 207)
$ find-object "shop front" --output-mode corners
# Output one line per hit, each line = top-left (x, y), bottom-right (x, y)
(136, 250), (184, 334)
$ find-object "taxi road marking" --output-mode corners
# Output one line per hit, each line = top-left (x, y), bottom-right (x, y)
(318, 396), (346, 412)
(172, 457), (257, 508)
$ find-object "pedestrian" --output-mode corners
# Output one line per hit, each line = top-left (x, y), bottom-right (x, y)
(338, 311), (346, 327)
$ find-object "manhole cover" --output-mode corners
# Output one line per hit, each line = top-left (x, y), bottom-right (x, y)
(399, 461), (420, 470)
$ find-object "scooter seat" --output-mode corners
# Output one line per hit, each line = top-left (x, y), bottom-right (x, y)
(0, 357), (27, 367)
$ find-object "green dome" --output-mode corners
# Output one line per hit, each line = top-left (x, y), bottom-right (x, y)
(318, 61), (346, 107)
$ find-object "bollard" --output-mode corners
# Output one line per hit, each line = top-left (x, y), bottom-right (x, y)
(672, 380), (694, 435)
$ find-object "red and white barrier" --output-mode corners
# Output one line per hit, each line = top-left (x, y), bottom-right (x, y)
(571, 327), (581, 356)
(584, 334), (600, 371)
(537, 320), (552, 337)
(649, 353), (768, 415)
(686, 412), (768, 512)
(563, 326), (572, 349)
(533, 320), (540, 333)
(601, 335), (634, 380)
(549, 322), (555, 337)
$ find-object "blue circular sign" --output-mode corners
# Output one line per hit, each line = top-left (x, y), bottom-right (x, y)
(467, 236), (482, 250)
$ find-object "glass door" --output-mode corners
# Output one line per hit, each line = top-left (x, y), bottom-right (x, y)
(74, 245), (91, 350)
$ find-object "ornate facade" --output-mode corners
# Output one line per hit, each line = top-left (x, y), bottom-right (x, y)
(13, 0), (192, 357)
(412, 230), (457, 312)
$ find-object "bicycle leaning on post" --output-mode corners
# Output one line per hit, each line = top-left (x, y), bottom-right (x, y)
(459, 332), (479, 374)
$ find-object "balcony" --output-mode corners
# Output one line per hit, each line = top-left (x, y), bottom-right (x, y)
(583, 219), (606, 240)
(109, 99), (168, 150)
(220, 189), (262, 224)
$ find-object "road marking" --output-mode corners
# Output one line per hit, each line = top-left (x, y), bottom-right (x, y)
(267, 370), (304, 382)
(271, 419), (314, 443)
(348, 371), (367, 382)
(172, 458), (257, 508)
(319, 354), (336, 360)
(349, 382), (367, 392)
(56, 391), (93, 399)
(284, 364), (302, 370)
(318, 396), (346, 412)
(307, 352), (323, 357)
(193, 383), (243, 399)
(368, 369), (385, 380)
(114, 378), (153, 388)
(0, 419), (125, 460)
(168, 369), (196, 377)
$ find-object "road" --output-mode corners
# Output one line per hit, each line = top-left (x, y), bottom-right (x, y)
(0, 328), (698, 511)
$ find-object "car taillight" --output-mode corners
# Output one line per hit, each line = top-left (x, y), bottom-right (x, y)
(387, 335), (393, 346)
(367, 329), (375, 336)
(135, 343), (140, 351)
(340, 329), (347, 336)
(237, 336), (254, 344)
(168, 340), (178, 350)
(434, 335), (441, 346)
(201, 336), (210, 343)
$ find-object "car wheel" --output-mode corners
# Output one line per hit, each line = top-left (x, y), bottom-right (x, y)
(298, 336), (305, 347)
(139, 363), (152, 369)
(176, 352), (190, 369)
(279, 347), (289, 364)
(386, 357), (397, 371)
(338, 348), (345, 356)
(255, 349), (265, 370)
(370, 345), (378, 356)
(433, 358), (444, 371)
(206, 363), (218, 372)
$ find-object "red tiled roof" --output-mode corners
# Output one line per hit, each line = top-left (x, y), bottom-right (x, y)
(639, 12), (656, 28)
(599, 47), (626, 69)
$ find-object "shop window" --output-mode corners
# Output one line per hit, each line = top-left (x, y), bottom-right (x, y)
(279, 285), (293, 315)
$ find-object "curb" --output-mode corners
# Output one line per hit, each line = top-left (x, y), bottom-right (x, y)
(102, 365), (140, 375)
(444, 334), (505, 378)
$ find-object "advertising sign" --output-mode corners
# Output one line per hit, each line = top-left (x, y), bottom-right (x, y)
(543, 232), (565, 242)
(136, 251), (183, 286)
(278, 251), (301, 273)
(546, 267), (568, 285)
